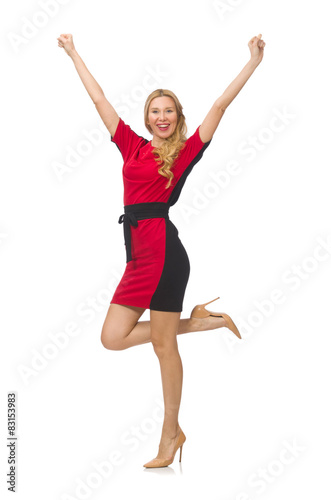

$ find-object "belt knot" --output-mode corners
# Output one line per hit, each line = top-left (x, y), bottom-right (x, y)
(117, 202), (170, 263)
(118, 212), (138, 227)
(118, 213), (139, 263)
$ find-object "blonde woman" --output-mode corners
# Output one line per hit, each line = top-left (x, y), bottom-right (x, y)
(57, 33), (265, 468)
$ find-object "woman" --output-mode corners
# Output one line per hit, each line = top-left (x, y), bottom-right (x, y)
(57, 33), (266, 468)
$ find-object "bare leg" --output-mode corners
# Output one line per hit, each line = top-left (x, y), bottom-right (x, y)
(149, 310), (183, 460)
(101, 303), (226, 350)
(101, 306), (228, 463)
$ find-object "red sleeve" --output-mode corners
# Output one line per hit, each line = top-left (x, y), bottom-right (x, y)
(111, 118), (147, 164)
(173, 125), (212, 179)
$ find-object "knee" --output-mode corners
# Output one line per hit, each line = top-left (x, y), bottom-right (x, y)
(100, 329), (125, 351)
(151, 337), (176, 357)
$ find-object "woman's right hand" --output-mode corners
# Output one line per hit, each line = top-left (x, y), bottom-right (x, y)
(57, 34), (76, 56)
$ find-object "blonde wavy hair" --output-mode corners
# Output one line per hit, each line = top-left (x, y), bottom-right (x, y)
(144, 89), (187, 189)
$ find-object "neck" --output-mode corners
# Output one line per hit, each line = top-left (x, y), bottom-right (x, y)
(151, 137), (165, 148)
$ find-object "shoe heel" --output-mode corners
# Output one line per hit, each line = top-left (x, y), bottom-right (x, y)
(202, 296), (220, 307)
(179, 444), (183, 462)
(190, 297), (220, 319)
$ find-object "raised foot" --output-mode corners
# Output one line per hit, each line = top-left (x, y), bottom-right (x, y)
(190, 315), (226, 331)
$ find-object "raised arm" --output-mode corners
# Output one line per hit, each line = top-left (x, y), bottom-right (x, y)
(199, 34), (266, 143)
(57, 34), (120, 137)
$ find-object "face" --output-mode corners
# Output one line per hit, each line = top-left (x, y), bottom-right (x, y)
(147, 96), (178, 146)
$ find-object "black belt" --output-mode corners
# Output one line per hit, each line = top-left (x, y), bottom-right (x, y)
(118, 202), (170, 263)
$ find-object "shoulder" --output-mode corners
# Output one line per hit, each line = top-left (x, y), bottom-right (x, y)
(111, 117), (143, 139)
(111, 118), (149, 161)
(111, 117), (149, 146)
(180, 125), (212, 155)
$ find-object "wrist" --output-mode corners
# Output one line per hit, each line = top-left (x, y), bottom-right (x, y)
(249, 56), (261, 68)
(69, 49), (79, 60)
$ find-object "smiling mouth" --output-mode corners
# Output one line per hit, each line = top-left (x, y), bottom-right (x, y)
(157, 124), (170, 131)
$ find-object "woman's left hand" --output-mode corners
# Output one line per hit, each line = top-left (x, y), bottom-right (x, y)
(248, 34), (266, 64)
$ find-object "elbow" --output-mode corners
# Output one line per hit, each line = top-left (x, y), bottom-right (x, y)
(215, 98), (227, 114)
(217, 102), (227, 114)
(93, 94), (106, 106)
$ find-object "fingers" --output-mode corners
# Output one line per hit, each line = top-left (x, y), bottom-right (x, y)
(56, 33), (74, 50)
(248, 34), (266, 47)
(249, 34), (263, 41)
(57, 34), (73, 42)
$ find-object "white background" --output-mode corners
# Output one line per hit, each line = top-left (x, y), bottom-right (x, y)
(1, 0), (331, 499)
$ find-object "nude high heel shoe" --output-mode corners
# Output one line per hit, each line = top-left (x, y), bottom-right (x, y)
(143, 427), (186, 468)
(190, 297), (241, 339)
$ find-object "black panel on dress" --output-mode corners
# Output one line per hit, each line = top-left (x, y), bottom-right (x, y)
(167, 139), (212, 207)
(149, 219), (190, 312)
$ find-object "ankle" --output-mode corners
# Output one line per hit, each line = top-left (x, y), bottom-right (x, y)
(188, 317), (205, 332)
(192, 315), (226, 331)
(161, 423), (180, 439)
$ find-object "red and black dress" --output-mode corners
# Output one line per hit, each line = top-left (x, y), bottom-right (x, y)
(110, 118), (212, 312)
